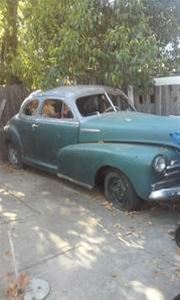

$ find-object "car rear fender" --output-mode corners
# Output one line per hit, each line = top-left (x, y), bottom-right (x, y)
(4, 124), (23, 155)
(57, 143), (167, 199)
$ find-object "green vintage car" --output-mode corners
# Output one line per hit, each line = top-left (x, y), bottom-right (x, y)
(4, 85), (180, 210)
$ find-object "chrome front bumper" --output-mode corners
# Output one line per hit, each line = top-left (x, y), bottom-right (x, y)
(149, 186), (180, 200)
(149, 159), (180, 201)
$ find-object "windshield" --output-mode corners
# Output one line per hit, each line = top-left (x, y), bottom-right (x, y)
(107, 92), (134, 112)
(76, 92), (133, 117)
(76, 94), (113, 117)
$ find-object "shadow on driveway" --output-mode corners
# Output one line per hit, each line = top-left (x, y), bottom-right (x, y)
(0, 163), (180, 300)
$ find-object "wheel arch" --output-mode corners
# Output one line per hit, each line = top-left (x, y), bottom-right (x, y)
(95, 165), (123, 189)
(4, 126), (23, 155)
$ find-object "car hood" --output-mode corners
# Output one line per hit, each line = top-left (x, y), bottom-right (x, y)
(79, 111), (180, 148)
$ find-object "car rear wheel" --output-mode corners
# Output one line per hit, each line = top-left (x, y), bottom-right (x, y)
(8, 142), (22, 169)
(104, 170), (141, 211)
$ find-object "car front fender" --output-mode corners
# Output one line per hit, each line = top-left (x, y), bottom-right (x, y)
(57, 143), (175, 200)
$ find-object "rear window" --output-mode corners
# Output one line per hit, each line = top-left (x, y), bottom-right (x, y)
(23, 100), (39, 116)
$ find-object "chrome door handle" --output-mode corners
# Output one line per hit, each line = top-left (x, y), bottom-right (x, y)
(32, 123), (38, 129)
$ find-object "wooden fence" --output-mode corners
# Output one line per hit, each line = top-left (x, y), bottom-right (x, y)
(134, 85), (180, 116)
(0, 84), (180, 126)
(0, 84), (30, 125)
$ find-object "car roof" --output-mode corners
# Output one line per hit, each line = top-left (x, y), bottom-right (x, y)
(29, 85), (114, 100)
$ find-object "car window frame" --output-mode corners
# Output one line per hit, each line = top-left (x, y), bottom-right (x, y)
(105, 87), (136, 112)
(75, 93), (116, 117)
(39, 97), (77, 122)
(21, 98), (40, 118)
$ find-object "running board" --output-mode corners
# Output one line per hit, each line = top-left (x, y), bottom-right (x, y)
(57, 173), (92, 190)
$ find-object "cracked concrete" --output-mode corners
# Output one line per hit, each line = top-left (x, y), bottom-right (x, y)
(0, 162), (180, 300)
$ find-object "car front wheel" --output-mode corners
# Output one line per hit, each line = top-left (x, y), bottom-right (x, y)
(8, 142), (22, 169)
(104, 170), (141, 211)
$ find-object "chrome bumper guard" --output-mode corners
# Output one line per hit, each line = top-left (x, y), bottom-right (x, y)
(149, 186), (180, 200)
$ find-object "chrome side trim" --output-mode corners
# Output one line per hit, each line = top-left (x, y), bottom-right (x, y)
(39, 119), (79, 125)
(80, 128), (100, 133)
(57, 173), (92, 190)
(149, 187), (180, 200)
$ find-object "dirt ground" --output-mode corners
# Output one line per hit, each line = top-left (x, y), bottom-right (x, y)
(0, 161), (180, 300)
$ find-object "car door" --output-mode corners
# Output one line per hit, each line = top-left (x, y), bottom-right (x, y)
(34, 98), (79, 168)
(17, 99), (40, 161)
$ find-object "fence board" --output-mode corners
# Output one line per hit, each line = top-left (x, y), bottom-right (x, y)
(0, 99), (7, 120)
(177, 86), (180, 114)
(171, 86), (177, 115)
(155, 86), (161, 115)
(0, 84), (30, 125)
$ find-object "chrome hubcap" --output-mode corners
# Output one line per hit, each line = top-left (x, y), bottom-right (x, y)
(109, 177), (126, 204)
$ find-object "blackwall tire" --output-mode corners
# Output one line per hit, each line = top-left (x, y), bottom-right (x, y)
(104, 170), (141, 211)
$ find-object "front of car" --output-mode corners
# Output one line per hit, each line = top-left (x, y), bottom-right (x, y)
(76, 88), (180, 202)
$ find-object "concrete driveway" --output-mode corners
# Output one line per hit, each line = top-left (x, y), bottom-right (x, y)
(0, 162), (180, 300)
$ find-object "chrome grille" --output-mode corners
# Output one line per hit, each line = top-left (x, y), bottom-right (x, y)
(152, 160), (180, 191)
(165, 160), (180, 177)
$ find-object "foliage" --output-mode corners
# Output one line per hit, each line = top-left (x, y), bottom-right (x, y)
(0, 0), (179, 89)
(143, 0), (180, 71)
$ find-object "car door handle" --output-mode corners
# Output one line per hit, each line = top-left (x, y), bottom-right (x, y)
(32, 123), (39, 129)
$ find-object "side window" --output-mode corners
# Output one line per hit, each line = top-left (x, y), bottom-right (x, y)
(41, 99), (73, 119)
(23, 100), (39, 116)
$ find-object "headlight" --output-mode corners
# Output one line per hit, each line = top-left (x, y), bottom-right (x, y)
(152, 155), (166, 173)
